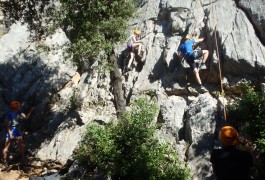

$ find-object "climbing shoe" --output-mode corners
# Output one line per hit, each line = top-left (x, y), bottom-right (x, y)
(1, 161), (9, 171)
(199, 63), (207, 70)
(200, 85), (208, 93)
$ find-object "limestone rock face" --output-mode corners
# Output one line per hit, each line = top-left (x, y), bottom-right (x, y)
(159, 95), (187, 142)
(0, 8), (6, 36)
(0, 0), (264, 179)
(185, 94), (217, 180)
(237, 0), (265, 44)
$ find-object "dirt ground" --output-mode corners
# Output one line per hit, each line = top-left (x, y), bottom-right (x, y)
(0, 163), (28, 180)
(0, 158), (62, 180)
(0, 170), (28, 180)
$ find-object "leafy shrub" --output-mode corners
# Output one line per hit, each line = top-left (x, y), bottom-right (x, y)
(1, 0), (57, 38)
(228, 85), (265, 178)
(2, 0), (138, 69)
(56, 0), (137, 68)
(228, 85), (265, 152)
(75, 98), (190, 180)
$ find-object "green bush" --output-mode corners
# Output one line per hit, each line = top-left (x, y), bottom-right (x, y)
(57, 0), (137, 68)
(2, 0), (138, 68)
(75, 98), (190, 180)
(228, 85), (265, 178)
(228, 85), (265, 152)
(1, 0), (54, 38)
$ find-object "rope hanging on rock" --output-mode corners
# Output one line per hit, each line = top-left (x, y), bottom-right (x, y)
(214, 26), (227, 122)
(211, 0), (227, 122)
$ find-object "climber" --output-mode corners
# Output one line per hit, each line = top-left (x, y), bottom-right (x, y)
(210, 126), (254, 180)
(126, 29), (143, 71)
(2, 101), (34, 169)
(177, 35), (209, 92)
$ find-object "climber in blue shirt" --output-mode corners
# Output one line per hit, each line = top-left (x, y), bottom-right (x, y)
(178, 35), (209, 92)
(2, 101), (34, 168)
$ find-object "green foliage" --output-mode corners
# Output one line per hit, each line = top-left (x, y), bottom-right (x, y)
(1, 0), (57, 38)
(228, 85), (265, 151)
(228, 85), (265, 178)
(147, 89), (156, 98)
(69, 90), (83, 110)
(1, 0), (138, 68)
(75, 98), (190, 180)
(57, 0), (137, 68)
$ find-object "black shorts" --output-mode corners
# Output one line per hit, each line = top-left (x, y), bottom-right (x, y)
(187, 61), (200, 70)
(127, 43), (133, 52)
(186, 50), (203, 70)
(192, 50), (203, 59)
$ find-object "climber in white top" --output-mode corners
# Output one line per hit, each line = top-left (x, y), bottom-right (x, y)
(126, 29), (143, 71)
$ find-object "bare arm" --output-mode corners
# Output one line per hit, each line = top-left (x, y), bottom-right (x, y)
(239, 137), (257, 166)
(195, 38), (205, 43)
(132, 35), (142, 43)
(20, 107), (34, 120)
(178, 51), (183, 57)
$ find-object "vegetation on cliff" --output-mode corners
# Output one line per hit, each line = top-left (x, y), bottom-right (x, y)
(1, 0), (138, 68)
(56, 0), (137, 68)
(228, 85), (265, 178)
(75, 98), (190, 179)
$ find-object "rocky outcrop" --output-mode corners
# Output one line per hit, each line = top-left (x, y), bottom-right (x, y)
(236, 0), (265, 45)
(0, 0), (264, 179)
(185, 94), (217, 180)
(115, 0), (265, 178)
(0, 7), (6, 36)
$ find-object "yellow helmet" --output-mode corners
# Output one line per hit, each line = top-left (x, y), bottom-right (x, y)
(10, 101), (21, 110)
(185, 35), (192, 40)
(134, 29), (141, 35)
(219, 126), (239, 146)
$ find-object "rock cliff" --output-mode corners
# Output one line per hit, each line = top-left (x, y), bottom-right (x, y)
(0, 0), (264, 179)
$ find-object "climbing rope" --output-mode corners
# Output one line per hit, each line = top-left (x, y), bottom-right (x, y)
(210, 0), (227, 122)
(214, 26), (227, 122)
(199, 0), (226, 121)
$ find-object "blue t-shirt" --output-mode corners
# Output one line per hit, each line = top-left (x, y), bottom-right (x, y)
(6, 110), (22, 127)
(178, 39), (195, 60)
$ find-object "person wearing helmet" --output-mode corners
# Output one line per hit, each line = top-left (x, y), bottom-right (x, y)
(2, 101), (34, 169)
(210, 126), (254, 180)
(126, 29), (143, 71)
(177, 35), (209, 92)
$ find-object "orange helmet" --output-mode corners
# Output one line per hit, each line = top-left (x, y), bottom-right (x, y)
(134, 29), (141, 35)
(219, 126), (239, 146)
(10, 101), (21, 110)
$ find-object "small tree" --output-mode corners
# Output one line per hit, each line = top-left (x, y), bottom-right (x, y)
(57, 0), (137, 68)
(1, 0), (138, 68)
(75, 98), (190, 179)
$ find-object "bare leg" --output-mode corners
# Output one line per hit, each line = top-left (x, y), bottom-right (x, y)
(193, 68), (202, 85)
(194, 66), (208, 92)
(202, 50), (209, 63)
(133, 43), (142, 55)
(127, 52), (135, 69)
(2, 139), (11, 162)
